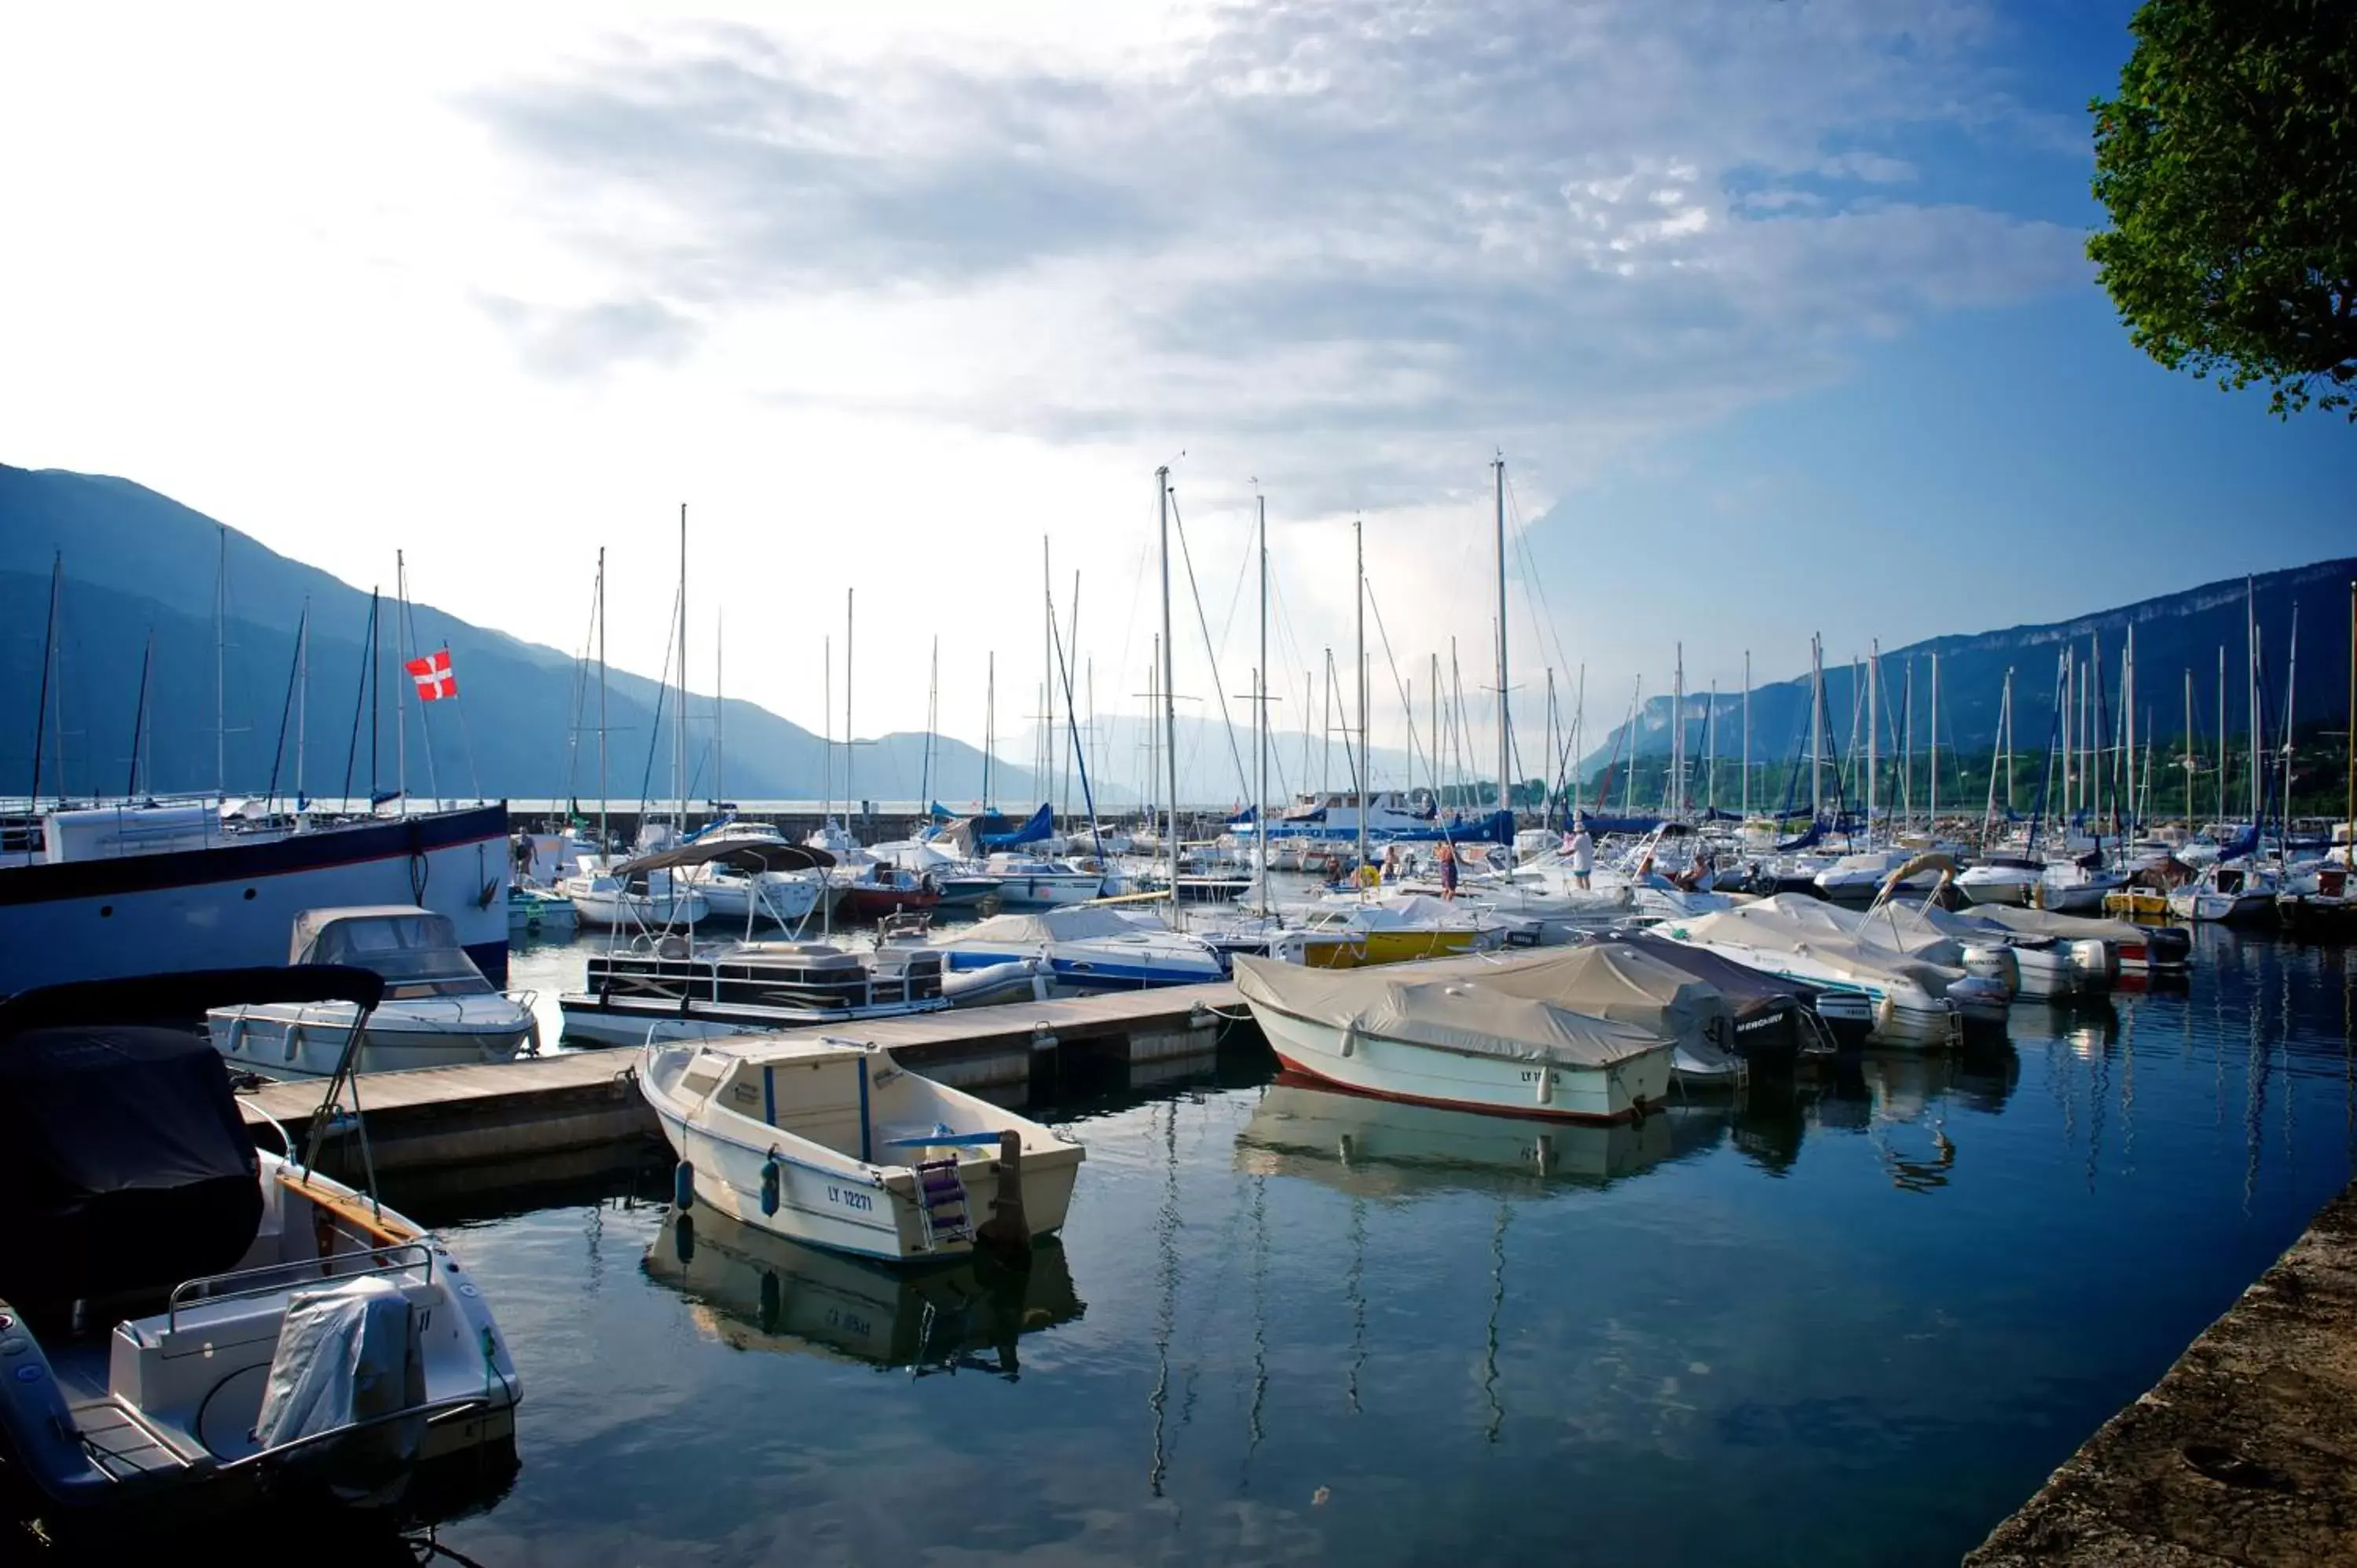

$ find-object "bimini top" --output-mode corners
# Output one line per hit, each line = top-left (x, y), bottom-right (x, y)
(951, 905), (1171, 947)
(289, 907), (493, 997)
(1233, 955), (1666, 1070)
(619, 840), (835, 878)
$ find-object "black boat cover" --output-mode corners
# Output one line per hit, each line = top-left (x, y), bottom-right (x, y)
(0, 963), (386, 1039)
(0, 1024), (263, 1307)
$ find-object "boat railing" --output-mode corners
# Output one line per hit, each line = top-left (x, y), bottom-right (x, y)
(167, 1243), (434, 1329)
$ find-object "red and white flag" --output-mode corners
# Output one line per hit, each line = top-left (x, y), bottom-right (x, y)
(405, 647), (458, 702)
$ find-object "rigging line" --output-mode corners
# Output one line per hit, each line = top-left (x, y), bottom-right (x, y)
(565, 566), (601, 807)
(1359, 577), (1426, 794)
(1501, 472), (1579, 690)
(1167, 487), (1255, 804)
(636, 584), (681, 815)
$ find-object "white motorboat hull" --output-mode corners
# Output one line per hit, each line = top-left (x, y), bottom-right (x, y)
(1665, 936), (1959, 1049)
(641, 1042), (1083, 1262)
(1956, 869), (2037, 907)
(984, 874), (1104, 908)
(693, 874), (823, 925)
(557, 993), (948, 1047)
(211, 1004), (535, 1076)
(569, 886), (711, 928)
(1250, 996), (1672, 1123)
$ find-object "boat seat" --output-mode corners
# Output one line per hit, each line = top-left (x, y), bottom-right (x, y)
(108, 1295), (292, 1420)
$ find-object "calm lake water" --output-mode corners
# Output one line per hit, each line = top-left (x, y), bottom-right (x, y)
(27, 929), (2349, 1566)
(383, 925), (2357, 1567)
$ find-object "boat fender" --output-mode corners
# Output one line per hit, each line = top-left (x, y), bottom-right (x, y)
(1339, 1026), (1355, 1060)
(761, 1151), (783, 1217)
(1534, 1066), (1552, 1105)
(673, 1214), (695, 1265)
(673, 1160), (696, 1212)
(759, 1269), (782, 1334)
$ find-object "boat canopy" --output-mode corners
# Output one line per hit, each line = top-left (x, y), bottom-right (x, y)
(1674, 896), (1966, 987)
(0, 1018), (263, 1306)
(1233, 956), (1666, 1069)
(620, 840), (835, 877)
(0, 964), (387, 1035)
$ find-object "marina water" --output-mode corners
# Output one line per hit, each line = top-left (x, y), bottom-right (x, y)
(280, 932), (2357, 1563)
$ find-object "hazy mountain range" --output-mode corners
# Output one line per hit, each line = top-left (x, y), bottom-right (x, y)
(3, 462), (2348, 810)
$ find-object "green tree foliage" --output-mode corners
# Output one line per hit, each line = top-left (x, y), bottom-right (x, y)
(2088, 1), (2357, 420)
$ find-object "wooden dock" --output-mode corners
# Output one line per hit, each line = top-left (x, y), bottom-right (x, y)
(239, 982), (1243, 1174)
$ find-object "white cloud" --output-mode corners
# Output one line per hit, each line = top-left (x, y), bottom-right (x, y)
(0, 0), (2084, 770)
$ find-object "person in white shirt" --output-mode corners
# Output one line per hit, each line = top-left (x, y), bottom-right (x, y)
(1567, 820), (1595, 890)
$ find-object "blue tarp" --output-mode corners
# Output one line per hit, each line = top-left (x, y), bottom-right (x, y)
(2216, 821), (2261, 861)
(927, 801), (954, 820)
(977, 802), (1054, 849)
(1571, 813), (1665, 837)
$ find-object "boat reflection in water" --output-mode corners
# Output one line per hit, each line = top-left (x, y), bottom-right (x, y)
(1233, 1073), (1730, 1195)
(642, 1207), (1083, 1378)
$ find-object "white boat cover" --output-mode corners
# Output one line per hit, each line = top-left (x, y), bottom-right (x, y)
(1233, 955), (1665, 1068)
(1970, 904), (2149, 945)
(252, 1276), (423, 1456)
(1467, 943), (1732, 1057)
(288, 905), (461, 965)
(1673, 897), (1964, 990)
(951, 906), (1170, 946)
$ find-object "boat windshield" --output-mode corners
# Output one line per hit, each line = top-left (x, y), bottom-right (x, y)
(303, 914), (493, 999)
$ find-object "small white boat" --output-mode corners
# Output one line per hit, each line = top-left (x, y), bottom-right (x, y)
(977, 853), (1104, 908)
(209, 907), (537, 1078)
(1956, 859), (2042, 907)
(641, 1035), (1085, 1263)
(0, 967), (521, 1535)
(1233, 954), (1675, 1122)
(1815, 849), (1939, 902)
(2168, 860), (2278, 924)
(2037, 858), (2125, 914)
(560, 859), (709, 929)
(933, 905), (1227, 991)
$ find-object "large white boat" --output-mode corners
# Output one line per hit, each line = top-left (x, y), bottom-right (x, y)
(1226, 790), (1439, 844)
(641, 1035), (1086, 1263)
(559, 859), (710, 929)
(208, 907), (537, 1078)
(1955, 858), (2044, 907)
(675, 826), (827, 927)
(0, 966), (521, 1536)
(0, 800), (512, 993)
(2167, 859), (2279, 924)
(1233, 954), (1675, 1122)
(976, 853), (1103, 908)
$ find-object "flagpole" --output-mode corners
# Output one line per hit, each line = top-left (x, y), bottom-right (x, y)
(395, 550), (409, 816)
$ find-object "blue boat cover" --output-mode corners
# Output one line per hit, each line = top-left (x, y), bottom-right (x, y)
(977, 802), (1054, 849)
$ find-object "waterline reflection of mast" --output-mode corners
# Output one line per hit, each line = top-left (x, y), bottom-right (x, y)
(1148, 1095), (1178, 1497)
(1483, 1202), (1509, 1445)
(1345, 1195), (1368, 1416)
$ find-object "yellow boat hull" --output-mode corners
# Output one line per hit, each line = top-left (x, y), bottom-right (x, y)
(1299, 928), (1487, 969)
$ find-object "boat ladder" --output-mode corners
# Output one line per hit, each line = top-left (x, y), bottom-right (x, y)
(915, 1158), (973, 1248)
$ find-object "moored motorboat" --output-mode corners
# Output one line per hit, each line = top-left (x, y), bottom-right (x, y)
(506, 883), (578, 935)
(929, 904), (1226, 991)
(0, 966), (521, 1539)
(1233, 954), (1675, 1122)
(641, 1035), (1085, 1263)
(1659, 895), (1968, 1048)
(208, 907), (537, 1078)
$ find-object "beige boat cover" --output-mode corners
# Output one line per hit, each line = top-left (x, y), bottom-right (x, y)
(1451, 944), (1732, 1054)
(1970, 904), (2148, 945)
(1233, 954), (1666, 1068)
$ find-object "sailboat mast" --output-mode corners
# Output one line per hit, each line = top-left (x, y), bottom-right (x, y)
(922, 637), (938, 810)
(28, 554), (60, 809)
(1670, 643), (1684, 820)
(1493, 455), (1510, 818)
(1867, 640), (1879, 837)
(2183, 665), (2194, 821)
(984, 650), (994, 808)
(676, 505), (688, 836)
(1356, 515), (1369, 882)
(296, 602), (309, 807)
(1157, 467), (1181, 921)
(715, 613), (725, 809)
(2346, 578), (2355, 863)
(1929, 651), (1939, 829)
(127, 628), (154, 798)
(2246, 578), (2260, 823)
(1256, 489), (1269, 917)
(1741, 650), (1750, 822)
(215, 527), (227, 798)
(2216, 645), (2227, 822)
(597, 548), (609, 853)
(845, 588), (855, 825)
(1809, 636), (1824, 822)
(2282, 605), (2299, 852)
(2003, 667), (2014, 814)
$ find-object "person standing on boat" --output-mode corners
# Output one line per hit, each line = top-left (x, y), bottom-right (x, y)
(1567, 819), (1595, 891)
(1436, 838), (1459, 900)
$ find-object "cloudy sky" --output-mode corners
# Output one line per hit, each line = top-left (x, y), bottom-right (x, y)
(5, 0), (2352, 779)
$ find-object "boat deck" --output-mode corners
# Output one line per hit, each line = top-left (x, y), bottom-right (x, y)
(238, 982), (1241, 1174)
